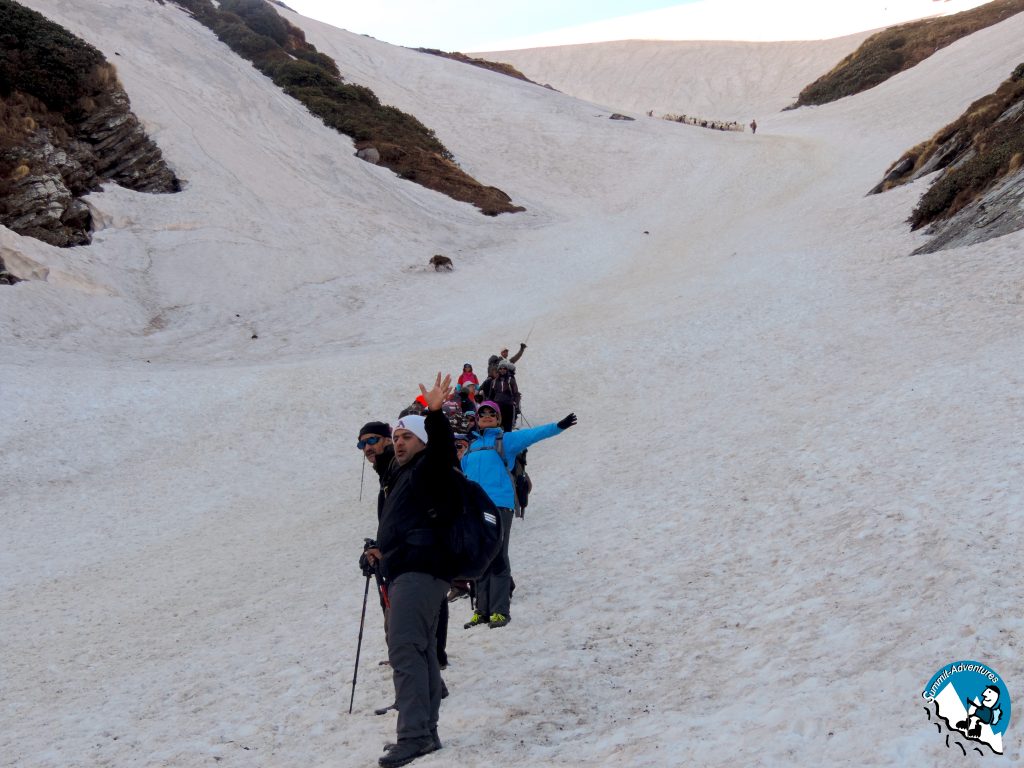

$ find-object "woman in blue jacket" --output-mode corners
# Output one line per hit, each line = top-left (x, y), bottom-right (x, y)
(461, 400), (577, 628)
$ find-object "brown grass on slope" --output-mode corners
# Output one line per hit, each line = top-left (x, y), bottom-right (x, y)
(789, 0), (1024, 109)
(416, 49), (541, 86)
(871, 63), (1024, 231)
(172, 0), (523, 216)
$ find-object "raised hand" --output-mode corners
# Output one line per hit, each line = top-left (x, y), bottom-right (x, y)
(419, 372), (453, 411)
(557, 413), (577, 430)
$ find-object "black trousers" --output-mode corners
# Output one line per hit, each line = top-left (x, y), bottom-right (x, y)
(387, 572), (450, 740)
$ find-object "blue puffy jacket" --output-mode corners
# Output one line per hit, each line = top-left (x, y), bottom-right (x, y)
(461, 423), (562, 508)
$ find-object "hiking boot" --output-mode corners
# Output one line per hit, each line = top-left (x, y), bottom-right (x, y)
(463, 611), (487, 629)
(384, 731), (441, 755)
(378, 735), (436, 767)
(488, 613), (510, 628)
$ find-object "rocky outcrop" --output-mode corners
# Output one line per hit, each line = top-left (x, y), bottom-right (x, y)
(355, 146), (381, 164)
(79, 88), (180, 193)
(1, 84), (180, 247)
(913, 168), (1024, 254)
(870, 63), (1024, 252)
(0, 253), (22, 284)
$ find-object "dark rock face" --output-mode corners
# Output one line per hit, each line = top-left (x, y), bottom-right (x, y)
(1, 85), (180, 247)
(0, 253), (22, 284)
(914, 168), (1024, 254)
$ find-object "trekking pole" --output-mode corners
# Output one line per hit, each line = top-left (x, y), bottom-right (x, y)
(518, 406), (532, 428)
(358, 458), (366, 502)
(523, 321), (536, 345)
(349, 572), (371, 714)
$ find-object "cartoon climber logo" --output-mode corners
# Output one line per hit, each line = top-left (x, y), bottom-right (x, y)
(923, 660), (1012, 756)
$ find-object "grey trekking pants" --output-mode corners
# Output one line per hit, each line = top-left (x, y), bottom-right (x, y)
(475, 506), (514, 618)
(387, 571), (450, 740)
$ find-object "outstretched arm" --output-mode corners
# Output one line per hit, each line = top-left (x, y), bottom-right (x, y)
(502, 413), (577, 463)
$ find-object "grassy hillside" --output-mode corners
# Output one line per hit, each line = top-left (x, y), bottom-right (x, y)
(876, 62), (1024, 229)
(171, 0), (523, 216)
(416, 49), (541, 86)
(789, 0), (1024, 109)
(0, 0), (108, 180)
(1, 0), (179, 245)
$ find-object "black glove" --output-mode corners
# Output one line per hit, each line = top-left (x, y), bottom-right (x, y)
(557, 413), (577, 430)
(358, 551), (375, 577)
(359, 538), (378, 577)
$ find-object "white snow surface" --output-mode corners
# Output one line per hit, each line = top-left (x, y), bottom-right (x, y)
(480, 35), (878, 117)
(3, 2), (1024, 767)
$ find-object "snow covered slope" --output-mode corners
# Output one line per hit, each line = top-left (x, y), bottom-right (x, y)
(2, 1), (1023, 766)
(479, 35), (876, 118)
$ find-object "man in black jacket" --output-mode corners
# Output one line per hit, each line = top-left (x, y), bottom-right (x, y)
(363, 374), (458, 768)
(358, 421), (394, 519)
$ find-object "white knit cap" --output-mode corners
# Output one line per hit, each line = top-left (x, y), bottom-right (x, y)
(392, 414), (428, 444)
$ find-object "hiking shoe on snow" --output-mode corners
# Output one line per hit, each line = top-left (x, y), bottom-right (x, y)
(463, 611), (487, 629)
(488, 613), (510, 628)
(383, 730), (441, 755)
(379, 735), (436, 767)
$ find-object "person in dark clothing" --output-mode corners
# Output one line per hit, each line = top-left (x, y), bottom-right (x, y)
(359, 418), (451, 675)
(358, 422), (395, 636)
(358, 421), (394, 519)
(363, 374), (459, 768)
(490, 361), (520, 431)
(499, 343), (526, 365)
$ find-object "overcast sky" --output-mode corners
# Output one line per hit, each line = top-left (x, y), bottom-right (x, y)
(280, 0), (990, 52)
(280, 0), (696, 51)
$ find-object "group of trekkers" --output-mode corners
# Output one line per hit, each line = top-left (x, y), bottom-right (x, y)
(355, 343), (577, 767)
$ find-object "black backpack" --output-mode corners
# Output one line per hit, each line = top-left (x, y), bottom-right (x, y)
(444, 469), (503, 580)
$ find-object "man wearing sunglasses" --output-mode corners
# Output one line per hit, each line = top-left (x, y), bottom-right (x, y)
(358, 422), (394, 475)
(357, 422), (396, 673)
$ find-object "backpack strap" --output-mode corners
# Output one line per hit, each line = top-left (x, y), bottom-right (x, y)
(465, 433), (520, 514)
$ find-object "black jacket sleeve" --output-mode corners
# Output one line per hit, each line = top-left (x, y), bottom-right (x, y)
(421, 410), (459, 524)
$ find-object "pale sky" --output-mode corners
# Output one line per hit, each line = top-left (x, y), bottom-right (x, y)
(280, 0), (694, 51)
(280, 0), (990, 51)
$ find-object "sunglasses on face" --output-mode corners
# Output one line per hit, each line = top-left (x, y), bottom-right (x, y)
(357, 436), (384, 449)
(478, 410), (497, 418)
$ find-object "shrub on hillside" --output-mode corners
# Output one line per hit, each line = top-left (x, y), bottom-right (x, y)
(0, 0), (107, 111)
(910, 115), (1024, 228)
(269, 59), (340, 89)
(167, 0), (519, 214)
(214, 20), (279, 58)
(291, 47), (340, 77)
(791, 0), (1024, 108)
(219, 0), (289, 46)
